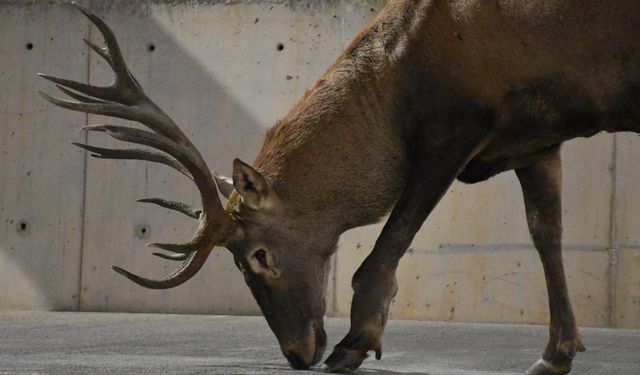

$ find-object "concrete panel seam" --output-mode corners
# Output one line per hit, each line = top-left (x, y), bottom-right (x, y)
(436, 243), (608, 254)
(607, 133), (619, 326)
(76, 17), (92, 311)
(331, 252), (338, 315)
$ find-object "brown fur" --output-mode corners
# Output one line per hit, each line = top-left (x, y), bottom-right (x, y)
(228, 0), (640, 372)
(255, 0), (640, 213)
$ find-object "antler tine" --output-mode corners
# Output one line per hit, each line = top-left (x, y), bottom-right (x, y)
(83, 38), (110, 64)
(56, 85), (107, 104)
(71, 143), (193, 179)
(81, 125), (196, 167)
(112, 250), (210, 290)
(38, 4), (232, 289)
(38, 74), (114, 101)
(37, 90), (134, 120)
(152, 252), (191, 262)
(137, 198), (201, 219)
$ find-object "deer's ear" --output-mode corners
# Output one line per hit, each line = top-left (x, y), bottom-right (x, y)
(232, 158), (270, 209)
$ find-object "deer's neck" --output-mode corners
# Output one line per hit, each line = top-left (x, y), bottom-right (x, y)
(254, 0), (437, 231)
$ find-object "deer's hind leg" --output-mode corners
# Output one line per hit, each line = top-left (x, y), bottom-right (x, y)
(516, 147), (585, 375)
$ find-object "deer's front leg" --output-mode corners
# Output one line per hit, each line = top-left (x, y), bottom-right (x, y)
(323, 112), (493, 372)
(516, 148), (585, 375)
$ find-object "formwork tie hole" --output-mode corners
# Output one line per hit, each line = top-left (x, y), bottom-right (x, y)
(16, 220), (31, 236)
(135, 224), (151, 239)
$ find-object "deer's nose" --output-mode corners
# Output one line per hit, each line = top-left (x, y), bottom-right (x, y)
(284, 350), (310, 370)
(281, 321), (326, 369)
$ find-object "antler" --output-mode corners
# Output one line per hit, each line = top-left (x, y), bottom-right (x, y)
(38, 3), (232, 289)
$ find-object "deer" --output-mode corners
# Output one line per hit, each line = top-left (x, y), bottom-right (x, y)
(37, 1), (639, 374)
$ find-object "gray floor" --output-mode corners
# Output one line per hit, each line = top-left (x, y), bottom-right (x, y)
(0, 312), (637, 374)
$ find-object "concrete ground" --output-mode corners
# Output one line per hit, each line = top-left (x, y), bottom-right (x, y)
(0, 312), (637, 375)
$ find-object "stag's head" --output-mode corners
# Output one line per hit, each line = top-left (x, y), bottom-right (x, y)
(221, 159), (334, 368)
(38, 3), (332, 369)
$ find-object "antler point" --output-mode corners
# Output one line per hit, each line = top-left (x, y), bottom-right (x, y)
(36, 90), (53, 101)
(72, 2), (91, 14)
(81, 124), (107, 132)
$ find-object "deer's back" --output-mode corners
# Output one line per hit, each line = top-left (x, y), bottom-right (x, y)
(407, 0), (640, 182)
(421, 0), (640, 108)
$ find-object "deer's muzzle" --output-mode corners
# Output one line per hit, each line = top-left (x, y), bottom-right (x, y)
(282, 320), (327, 369)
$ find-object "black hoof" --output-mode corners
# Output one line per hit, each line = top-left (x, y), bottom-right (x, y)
(322, 346), (367, 373)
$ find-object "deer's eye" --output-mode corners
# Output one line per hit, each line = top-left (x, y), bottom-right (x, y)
(254, 249), (268, 268)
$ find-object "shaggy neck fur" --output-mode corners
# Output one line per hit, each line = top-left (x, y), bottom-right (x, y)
(253, 1), (439, 230)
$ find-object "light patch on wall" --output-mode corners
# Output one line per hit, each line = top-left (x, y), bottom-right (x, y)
(0, 247), (55, 309)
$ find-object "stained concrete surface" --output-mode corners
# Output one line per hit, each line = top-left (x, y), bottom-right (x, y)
(0, 312), (638, 374)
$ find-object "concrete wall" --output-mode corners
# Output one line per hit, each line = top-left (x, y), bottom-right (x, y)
(0, 0), (638, 328)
